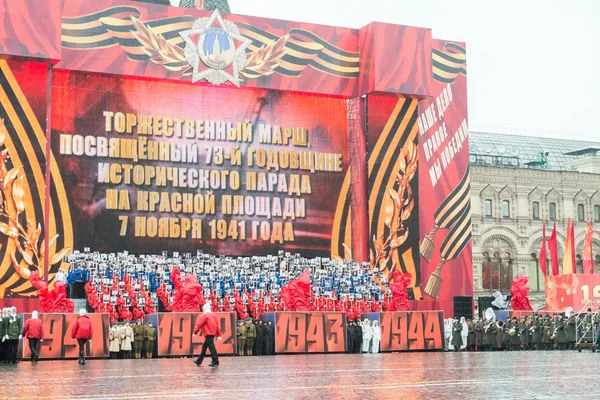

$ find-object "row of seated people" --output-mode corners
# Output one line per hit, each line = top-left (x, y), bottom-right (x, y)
(65, 251), (402, 322)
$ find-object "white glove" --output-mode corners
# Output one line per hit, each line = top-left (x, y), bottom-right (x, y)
(19, 335), (22, 340)
(1, 337), (4, 342)
(3, 335), (7, 340)
(217, 337), (222, 341)
(40, 339), (44, 342)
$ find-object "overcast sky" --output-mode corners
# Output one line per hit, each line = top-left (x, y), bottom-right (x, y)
(229, 0), (599, 141)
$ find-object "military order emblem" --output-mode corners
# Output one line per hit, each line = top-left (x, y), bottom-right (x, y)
(180, 9), (251, 87)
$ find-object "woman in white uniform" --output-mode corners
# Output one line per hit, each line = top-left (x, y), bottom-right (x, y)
(361, 319), (373, 353)
(371, 320), (381, 353)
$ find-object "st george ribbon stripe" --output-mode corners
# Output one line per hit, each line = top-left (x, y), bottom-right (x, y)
(419, 167), (470, 261)
(433, 43), (467, 84)
(439, 203), (471, 261)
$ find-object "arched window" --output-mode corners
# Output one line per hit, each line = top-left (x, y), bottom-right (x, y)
(594, 205), (600, 223)
(484, 200), (493, 217)
(576, 254), (583, 274)
(577, 204), (585, 221)
(532, 202), (540, 220)
(549, 202), (557, 220)
(528, 252), (545, 291)
(502, 200), (510, 218)
(483, 251), (513, 291)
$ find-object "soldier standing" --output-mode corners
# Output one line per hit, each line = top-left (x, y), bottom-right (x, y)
(236, 320), (247, 356)
(122, 321), (134, 359)
(451, 318), (463, 352)
(0, 308), (7, 363)
(144, 322), (156, 358)
(483, 318), (495, 351)
(531, 314), (542, 350)
(467, 319), (475, 351)
(347, 320), (355, 353)
(245, 318), (256, 356)
(475, 318), (484, 351)
(566, 312), (577, 350)
(518, 316), (529, 350)
(541, 314), (553, 350)
(502, 318), (513, 351)
(108, 323), (121, 359)
(132, 320), (144, 359)
(354, 320), (363, 353)
(556, 314), (568, 350)
(4, 307), (22, 363)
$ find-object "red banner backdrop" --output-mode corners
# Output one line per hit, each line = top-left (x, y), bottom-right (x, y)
(546, 275), (600, 311)
(20, 313), (109, 359)
(417, 40), (470, 316)
(269, 312), (347, 353)
(154, 312), (236, 356)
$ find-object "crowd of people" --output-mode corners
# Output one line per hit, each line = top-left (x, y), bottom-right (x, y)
(347, 319), (381, 353)
(235, 319), (275, 356)
(65, 251), (393, 323)
(445, 310), (600, 352)
(109, 321), (155, 359)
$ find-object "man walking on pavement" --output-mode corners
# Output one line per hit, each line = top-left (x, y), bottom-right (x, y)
(193, 303), (222, 367)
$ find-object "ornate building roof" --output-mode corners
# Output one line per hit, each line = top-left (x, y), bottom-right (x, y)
(469, 131), (600, 171)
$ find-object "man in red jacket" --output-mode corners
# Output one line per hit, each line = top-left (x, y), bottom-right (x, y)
(22, 310), (45, 363)
(193, 303), (221, 367)
(71, 309), (93, 365)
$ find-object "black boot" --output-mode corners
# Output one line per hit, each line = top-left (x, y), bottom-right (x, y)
(193, 358), (202, 367)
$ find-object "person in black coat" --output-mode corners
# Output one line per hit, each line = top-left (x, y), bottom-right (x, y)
(347, 321), (355, 353)
(354, 321), (363, 353)
(254, 321), (264, 356)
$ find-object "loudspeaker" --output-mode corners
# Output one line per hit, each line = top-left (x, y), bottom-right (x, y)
(453, 296), (473, 319)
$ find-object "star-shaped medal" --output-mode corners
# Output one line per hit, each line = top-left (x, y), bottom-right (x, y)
(179, 9), (251, 87)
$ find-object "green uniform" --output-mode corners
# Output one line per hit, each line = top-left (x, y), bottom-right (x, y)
(133, 324), (145, 357)
(5, 316), (21, 339)
(451, 321), (462, 350)
(502, 321), (513, 349)
(236, 324), (247, 356)
(245, 323), (256, 355)
(531, 318), (543, 347)
(519, 321), (530, 348)
(144, 325), (156, 358)
(483, 320), (496, 348)
(556, 318), (567, 348)
(541, 318), (553, 348)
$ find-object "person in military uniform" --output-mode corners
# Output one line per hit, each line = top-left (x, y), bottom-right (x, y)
(132, 320), (144, 359)
(254, 320), (264, 356)
(4, 307), (22, 363)
(474, 318), (484, 351)
(509, 316), (520, 351)
(494, 319), (504, 351)
(555, 314), (568, 350)
(354, 320), (363, 353)
(502, 318), (513, 351)
(566, 312), (577, 350)
(236, 320), (247, 356)
(531, 314), (542, 350)
(518, 316), (530, 350)
(245, 318), (256, 356)
(483, 317), (496, 351)
(144, 322), (156, 358)
(467, 319), (475, 351)
(541, 314), (553, 350)
(266, 320), (275, 355)
(347, 320), (355, 353)
(451, 318), (463, 352)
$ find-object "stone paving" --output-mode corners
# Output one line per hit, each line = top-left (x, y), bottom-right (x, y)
(1, 351), (599, 399)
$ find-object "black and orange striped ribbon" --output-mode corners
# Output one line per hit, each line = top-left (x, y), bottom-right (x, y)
(433, 42), (467, 84)
(0, 61), (74, 296)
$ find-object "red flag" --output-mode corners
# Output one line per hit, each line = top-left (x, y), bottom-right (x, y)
(571, 219), (576, 272)
(583, 219), (593, 274)
(548, 221), (559, 276)
(563, 218), (574, 274)
(539, 224), (547, 275)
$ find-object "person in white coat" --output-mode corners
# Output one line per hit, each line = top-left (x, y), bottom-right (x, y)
(362, 319), (373, 353)
(108, 323), (121, 359)
(460, 317), (468, 350)
(444, 319), (454, 351)
(121, 321), (134, 359)
(371, 320), (381, 353)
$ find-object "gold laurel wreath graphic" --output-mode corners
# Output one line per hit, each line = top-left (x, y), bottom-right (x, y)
(370, 140), (418, 280)
(240, 35), (289, 80)
(0, 118), (71, 281)
(130, 17), (288, 80)
(131, 17), (191, 74)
